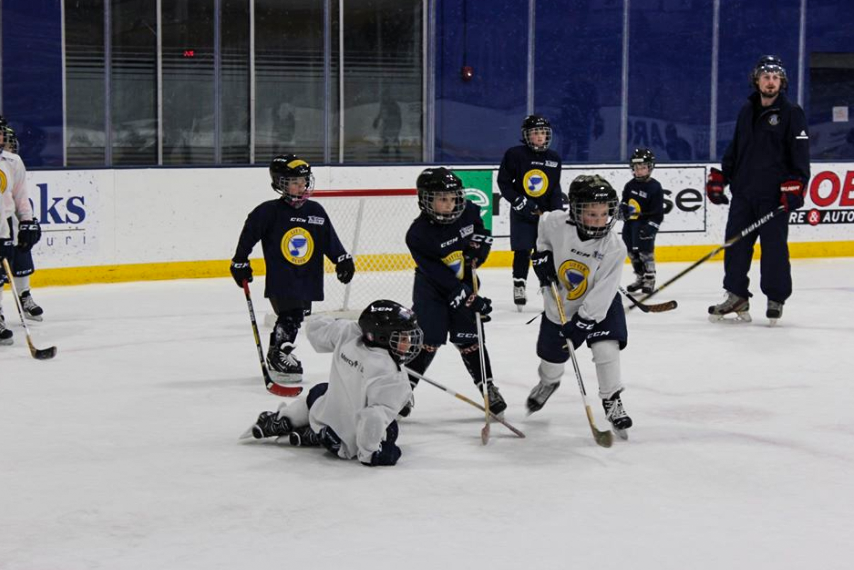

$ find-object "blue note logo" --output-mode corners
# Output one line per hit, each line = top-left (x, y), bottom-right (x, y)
(281, 227), (315, 266)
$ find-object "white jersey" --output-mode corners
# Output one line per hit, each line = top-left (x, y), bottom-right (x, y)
(536, 210), (627, 325)
(305, 316), (412, 463)
(0, 151), (33, 240)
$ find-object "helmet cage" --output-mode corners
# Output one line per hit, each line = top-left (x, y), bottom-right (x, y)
(418, 187), (466, 224)
(388, 327), (424, 364)
(521, 115), (553, 152)
(0, 126), (19, 154)
(629, 148), (655, 180)
(273, 173), (315, 207)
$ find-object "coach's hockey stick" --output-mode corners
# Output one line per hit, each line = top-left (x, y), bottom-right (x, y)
(241, 280), (303, 397)
(550, 282), (613, 448)
(632, 205), (786, 308)
(471, 262), (491, 445)
(1, 258), (57, 360)
(619, 287), (678, 313)
(404, 367), (525, 439)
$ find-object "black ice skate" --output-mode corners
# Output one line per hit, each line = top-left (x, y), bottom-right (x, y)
(626, 274), (645, 293)
(766, 299), (784, 326)
(19, 291), (44, 322)
(513, 279), (527, 311)
(602, 390), (632, 440)
(398, 393), (415, 419)
(0, 310), (13, 346)
(240, 411), (293, 440)
(478, 382), (507, 416)
(288, 426), (321, 447)
(526, 380), (560, 414)
(266, 341), (303, 383)
(641, 272), (656, 295)
(708, 291), (751, 323)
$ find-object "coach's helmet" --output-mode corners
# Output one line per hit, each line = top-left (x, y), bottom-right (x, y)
(567, 175), (618, 240)
(751, 55), (788, 91)
(629, 148), (655, 180)
(416, 167), (466, 224)
(359, 300), (424, 365)
(521, 114), (552, 152)
(270, 154), (315, 208)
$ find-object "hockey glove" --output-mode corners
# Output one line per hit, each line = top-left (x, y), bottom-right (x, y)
(531, 250), (557, 287)
(0, 238), (12, 261)
(780, 179), (805, 212)
(362, 441), (402, 467)
(336, 255), (355, 284)
(512, 195), (540, 221)
(706, 167), (729, 205)
(230, 259), (253, 287)
(16, 219), (41, 252)
(466, 293), (493, 318)
(463, 232), (493, 267)
(561, 313), (596, 350)
(618, 202), (638, 221)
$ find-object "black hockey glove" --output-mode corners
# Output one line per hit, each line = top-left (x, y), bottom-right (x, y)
(618, 202), (637, 221)
(466, 293), (493, 318)
(16, 219), (41, 253)
(511, 195), (539, 221)
(463, 232), (493, 267)
(362, 441), (402, 467)
(531, 250), (557, 287)
(706, 167), (729, 205)
(336, 255), (355, 284)
(561, 313), (596, 350)
(0, 238), (12, 261)
(230, 259), (252, 287)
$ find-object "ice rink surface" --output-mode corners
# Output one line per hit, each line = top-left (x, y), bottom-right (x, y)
(2, 259), (853, 570)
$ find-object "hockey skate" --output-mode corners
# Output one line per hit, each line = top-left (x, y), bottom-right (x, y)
(240, 411), (293, 440)
(0, 310), (13, 346)
(478, 382), (507, 416)
(708, 291), (751, 323)
(513, 279), (527, 311)
(526, 380), (560, 414)
(602, 390), (632, 440)
(766, 299), (784, 326)
(641, 273), (656, 295)
(398, 393), (415, 419)
(626, 274), (645, 293)
(288, 426), (321, 447)
(19, 291), (44, 322)
(266, 341), (303, 383)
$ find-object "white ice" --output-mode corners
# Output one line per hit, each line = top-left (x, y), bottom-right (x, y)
(2, 259), (853, 570)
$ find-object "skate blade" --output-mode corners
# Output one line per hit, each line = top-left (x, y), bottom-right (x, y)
(267, 370), (303, 384)
(708, 312), (752, 324)
(24, 313), (43, 322)
(768, 319), (779, 327)
(238, 425), (257, 440)
(515, 304), (524, 312)
(614, 428), (628, 440)
(0, 338), (13, 346)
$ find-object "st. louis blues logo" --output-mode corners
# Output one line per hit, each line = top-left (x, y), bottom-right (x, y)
(442, 250), (465, 280)
(281, 227), (315, 266)
(558, 259), (590, 300)
(522, 169), (549, 197)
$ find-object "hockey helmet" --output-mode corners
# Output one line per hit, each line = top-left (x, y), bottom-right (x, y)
(567, 174), (618, 240)
(521, 114), (553, 152)
(751, 55), (787, 91)
(270, 154), (315, 207)
(629, 148), (655, 180)
(359, 300), (424, 365)
(0, 125), (19, 154)
(416, 167), (466, 224)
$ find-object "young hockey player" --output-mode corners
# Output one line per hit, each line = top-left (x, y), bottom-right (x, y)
(497, 115), (564, 310)
(230, 154), (355, 383)
(527, 175), (633, 436)
(403, 167), (505, 416)
(242, 300), (423, 468)
(1, 125), (43, 345)
(621, 148), (664, 294)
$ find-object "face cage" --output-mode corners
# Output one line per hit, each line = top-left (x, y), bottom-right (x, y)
(420, 189), (465, 224)
(0, 128), (18, 154)
(523, 127), (553, 152)
(389, 327), (424, 364)
(571, 199), (618, 239)
(630, 160), (653, 179)
(274, 173), (315, 207)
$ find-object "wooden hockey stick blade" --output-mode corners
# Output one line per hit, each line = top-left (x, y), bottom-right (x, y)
(620, 287), (677, 313)
(481, 423), (490, 445)
(586, 406), (614, 448)
(28, 338), (57, 360)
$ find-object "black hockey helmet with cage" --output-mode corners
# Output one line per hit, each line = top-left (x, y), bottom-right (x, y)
(751, 55), (788, 91)
(359, 300), (424, 365)
(0, 125), (19, 154)
(567, 174), (618, 240)
(270, 154), (315, 208)
(521, 114), (552, 152)
(416, 167), (466, 224)
(629, 148), (655, 180)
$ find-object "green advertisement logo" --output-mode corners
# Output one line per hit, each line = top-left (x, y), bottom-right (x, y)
(454, 170), (493, 231)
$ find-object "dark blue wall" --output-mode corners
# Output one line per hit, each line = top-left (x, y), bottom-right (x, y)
(2, 0), (64, 167)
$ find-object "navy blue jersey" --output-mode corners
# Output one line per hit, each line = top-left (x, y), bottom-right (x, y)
(722, 92), (811, 200)
(621, 177), (664, 226)
(406, 201), (489, 302)
(233, 198), (348, 301)
(497, 145), (564, 214)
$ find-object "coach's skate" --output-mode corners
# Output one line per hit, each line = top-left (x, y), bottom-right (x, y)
(526, 380), (560, 414)
(626, 273), (645, 293)
(241, 411), (293, 440)
(766, 299), (784, 326)
(288, 426), (321, 447)
(0, 310), (13, 345)
(708, 291), (751, 323)
(513, 279), (527, 311)
(602, 389), (632, 439)
(19, 291), (44, 322)
(266, 341), (303, 383)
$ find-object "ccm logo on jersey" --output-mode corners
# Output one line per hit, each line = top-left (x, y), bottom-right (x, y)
(440, 236), (459, 248)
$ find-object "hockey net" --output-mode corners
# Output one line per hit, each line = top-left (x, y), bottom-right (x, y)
(268, 188), (419, 323)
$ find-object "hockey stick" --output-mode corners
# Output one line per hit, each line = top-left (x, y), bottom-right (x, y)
(241, 280), (303, 397)
(619, 287), (678, 313)
(1, 258), (56, 360)
(550, 282), (613, 448)
(404, 367), (525, 439)
(471, 262), (491, 445)
(632, 205), (786, 307)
